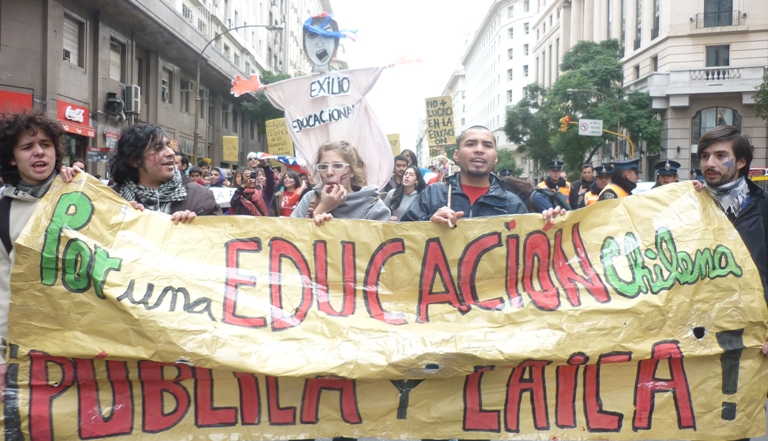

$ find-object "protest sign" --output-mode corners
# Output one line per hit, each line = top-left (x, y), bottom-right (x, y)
(387, 133), (401, 156)
(222, 136), (239, 162)
(266, 118), (294, 157)
(209, 187), (236, 208)
(6, 177), (768, 440)
(425, 95), (456, 147)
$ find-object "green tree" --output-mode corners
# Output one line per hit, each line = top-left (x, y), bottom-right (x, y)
(504, 39), (662, 176)
(755, 72), (768, 128)
(240, 71), (292, 134)
(495, 149), (524, 176)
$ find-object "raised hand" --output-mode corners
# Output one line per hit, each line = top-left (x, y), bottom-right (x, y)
(231, 74), (262, 97)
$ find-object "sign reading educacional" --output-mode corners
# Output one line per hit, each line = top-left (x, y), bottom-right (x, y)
(6, 177), (768, 440)
(578, 119), (604, 137)
(425, 96), (456, 147)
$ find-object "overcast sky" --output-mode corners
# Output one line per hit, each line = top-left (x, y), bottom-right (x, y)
(330, 0), (494, 151)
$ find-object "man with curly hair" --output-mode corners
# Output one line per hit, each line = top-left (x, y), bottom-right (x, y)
(110, 124), (221, 222)
(0, 111), (80, 397)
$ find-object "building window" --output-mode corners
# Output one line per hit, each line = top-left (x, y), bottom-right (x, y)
(634, 64), (640, 80)
(222, 106), (229, 129)
(233, 111), (238, 133)
(607, 0), (613, 38)
(691, 107), (741, 143)
(523, 65), (529, 77)
(182, 4), (193, 23)
(508, 90), (514, 102)
(508, 5), (514, 18)
(652, 0), (660, 39)
(198, 18), (207, 35)
(109, 38), (126, 83)
(161, 68), (172, 103)
(651, 55), (658, 71)
(706, 45), (729, 66)
(508, 48), (513, 60)
(635, 0), (642, 49)
(543, 22), (546, 33)
(63, 14), (85, 68)
(234, 52), (240, 67)
(524, 0), (529, 12)
(524, 44), (529, 56)
(524, 22), (529, 34)
(245, 61), (251, 73)
(537, 29), (540, 40)
(508, 27), (514, 39)
(250, 120), (256, 140)
(180, 78), (193, 113)
(550, 14), (553, 26)
(223, 44), (230, 59)
(703, 0), (734, 27)
(508, 68), (513, 80)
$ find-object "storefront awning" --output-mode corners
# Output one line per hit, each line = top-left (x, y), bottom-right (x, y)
(60, 122), (96, 138)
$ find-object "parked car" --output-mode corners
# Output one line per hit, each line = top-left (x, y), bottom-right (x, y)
(633, 181), (656, 194)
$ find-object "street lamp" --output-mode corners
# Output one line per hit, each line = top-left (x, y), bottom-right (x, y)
(193, 24), (283, 165)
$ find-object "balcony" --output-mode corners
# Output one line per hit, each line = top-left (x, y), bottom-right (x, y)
(694, 10), (744, 28)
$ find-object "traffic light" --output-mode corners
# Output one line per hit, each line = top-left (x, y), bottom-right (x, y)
(560, 116), (571, 132)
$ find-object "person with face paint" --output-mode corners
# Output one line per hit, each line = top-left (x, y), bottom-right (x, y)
(291, 140), (390, 225)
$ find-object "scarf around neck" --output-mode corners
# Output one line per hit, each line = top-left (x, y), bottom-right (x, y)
(120, 168), (187, 214)
(705, 176), (749, 218)
(16, 171), (58, 198)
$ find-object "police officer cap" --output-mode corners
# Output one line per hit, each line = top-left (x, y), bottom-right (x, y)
(654, 160), (681, 175)
(612, 158), (641, 171)
(547, 160), (564, 170)
(595, 164), (613, 176)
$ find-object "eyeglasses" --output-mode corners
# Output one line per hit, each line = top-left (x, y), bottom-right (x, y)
(316, 162), (350, 172)
(248, 157), (258, 161)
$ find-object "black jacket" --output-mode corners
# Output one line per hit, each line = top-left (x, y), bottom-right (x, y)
(401, 173), (527, 221)
(569, 179), (593, 209)
(732, 179), (768, 304)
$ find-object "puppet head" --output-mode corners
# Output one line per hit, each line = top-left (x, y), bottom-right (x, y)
(303, 14), (344, 73)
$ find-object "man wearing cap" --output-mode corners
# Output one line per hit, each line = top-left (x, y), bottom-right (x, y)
(537, 160), (571, 197)
(579, 164), (612, 207)
(598, 158), (640, 200)
(652, 160), (680, 188)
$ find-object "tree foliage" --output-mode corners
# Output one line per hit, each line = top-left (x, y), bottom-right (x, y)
(755, 72), (768, 128)
(495, 149), (524, 177)
(504, 39), (663, 177)
(240, 71), (292, 134)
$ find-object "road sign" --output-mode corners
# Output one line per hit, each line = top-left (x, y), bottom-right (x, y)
(578, 119), (603, 136)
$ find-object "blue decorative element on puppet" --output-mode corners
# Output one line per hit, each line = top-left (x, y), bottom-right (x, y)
(302, 13), (356, 73)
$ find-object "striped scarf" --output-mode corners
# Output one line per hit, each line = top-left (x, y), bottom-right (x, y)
(119, 168), (187, 214)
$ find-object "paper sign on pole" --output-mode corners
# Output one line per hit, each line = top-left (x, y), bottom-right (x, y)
(425, 96), (456, 147)
(222, 136), (239, 162)
(266, 118), (294, 157)
(578, 119), (604, 136)
(387, 134), (401, 156)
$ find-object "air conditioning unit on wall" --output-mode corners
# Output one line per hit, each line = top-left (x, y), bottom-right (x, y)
(180, 79), (195, 92)
(124, 85), (141, 114)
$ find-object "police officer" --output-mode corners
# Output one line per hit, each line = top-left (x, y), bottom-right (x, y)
(579, 164), (612, 207)
(537, 160), (571, 197)
(598, 158), (640, 200)
(652, 160), (680, 188)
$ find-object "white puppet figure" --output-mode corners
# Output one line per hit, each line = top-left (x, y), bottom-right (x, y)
(231, 13), (395, 188)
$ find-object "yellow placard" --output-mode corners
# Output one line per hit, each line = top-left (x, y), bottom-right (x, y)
(387, 134), (401, 156)
(6, 178), (768, 440)
(222, 136), (239, 162)
(266, 118), (294, 157)
(425, 95), (456, 147)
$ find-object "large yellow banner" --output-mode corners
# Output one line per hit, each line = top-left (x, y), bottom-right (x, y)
(5, 176), (768, 440)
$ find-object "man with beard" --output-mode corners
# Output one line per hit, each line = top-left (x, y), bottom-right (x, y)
(578, 164), (611, 207)
(402, 126), (535, 225)
(537, 160), (571, 197)
(599, 159), (640, 201)
(696, 125), (768, 410)
(110, 124), (221, 222)
(382, 155), (408, 193)
(652, 160), (680, 187)
(569, 164), (594, 208)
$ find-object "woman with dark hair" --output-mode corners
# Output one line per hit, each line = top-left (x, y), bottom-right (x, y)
(207, 167), (228, 187)
(291, 140), (390, 225)
(384, 165), (426, 221)
(401, 148), (430, 177)
(273, 170), (308, 217)
(230, 168), (270, 216)
(70, 158), (87, 174)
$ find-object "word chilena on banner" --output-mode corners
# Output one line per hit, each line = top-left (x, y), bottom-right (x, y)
(39, 191), (742, 329)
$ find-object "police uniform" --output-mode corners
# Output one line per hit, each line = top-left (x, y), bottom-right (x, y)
(537, 160), (571, 197)
(652, 160), (680, 187)
(599, 159), (641, 201)
(581, 164), (612, 207)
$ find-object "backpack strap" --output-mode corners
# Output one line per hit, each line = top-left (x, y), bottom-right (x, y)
(0, 197), (12, 255)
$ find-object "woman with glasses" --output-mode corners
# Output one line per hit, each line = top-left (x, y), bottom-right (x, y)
(291, 140), (390, 225)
